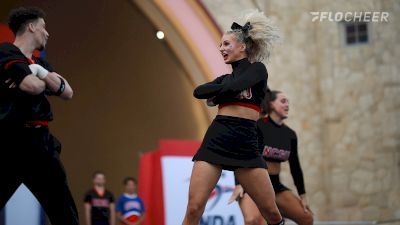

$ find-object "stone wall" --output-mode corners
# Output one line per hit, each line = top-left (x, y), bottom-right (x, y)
(202, 0), (400, 222)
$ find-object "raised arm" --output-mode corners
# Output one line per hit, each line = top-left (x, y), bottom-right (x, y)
(212, 62), (267, 102)
(221, 62), (267, 93)
(19, 75), (46, 95)
(29, 64), (73, 100)
(193, 74), (228, 99)
(4, 61), (46, 95)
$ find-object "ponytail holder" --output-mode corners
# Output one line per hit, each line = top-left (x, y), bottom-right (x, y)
(231, 22), (252, 34)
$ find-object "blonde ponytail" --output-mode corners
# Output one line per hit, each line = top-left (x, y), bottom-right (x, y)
(228, 10), (280, 63)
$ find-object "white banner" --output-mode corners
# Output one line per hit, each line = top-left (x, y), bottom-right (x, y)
(161, 156), (244, 225)
(5, 184), (43, 225)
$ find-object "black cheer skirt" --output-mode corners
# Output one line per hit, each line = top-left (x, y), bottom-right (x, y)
(193, 115), (266, 171)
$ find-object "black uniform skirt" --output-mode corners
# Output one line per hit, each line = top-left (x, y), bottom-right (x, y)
(193, 115), (266, 171)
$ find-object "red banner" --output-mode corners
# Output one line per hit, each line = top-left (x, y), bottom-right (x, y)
(138, 139), (200, 225)
(0, 24), (14, 43)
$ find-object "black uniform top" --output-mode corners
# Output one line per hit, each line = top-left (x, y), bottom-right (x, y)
(84, 189), (115, 223)
(257, 116), (306, 195)
(193, 58), (268, 112)
(0, 42), (53, 125)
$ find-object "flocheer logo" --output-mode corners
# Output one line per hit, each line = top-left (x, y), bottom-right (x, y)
(310, 11), (389, 22)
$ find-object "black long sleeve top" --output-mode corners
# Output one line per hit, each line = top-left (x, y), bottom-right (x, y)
(193, 58), (268, 112)
(0, 42), (53, 124)
(258, 116), (306, 195)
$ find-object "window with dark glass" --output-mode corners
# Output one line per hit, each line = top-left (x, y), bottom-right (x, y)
(345, 22), (369, 45)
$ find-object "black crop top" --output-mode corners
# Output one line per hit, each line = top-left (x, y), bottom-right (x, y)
(193, 58), (267, 112)
(257, 116), (306, 195)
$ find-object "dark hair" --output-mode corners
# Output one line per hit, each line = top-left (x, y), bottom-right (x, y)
(261, 88), (281, 115)
(8, 7), (45, 35)
(92, 171), (105, 178)
(123, 177), (137, 185)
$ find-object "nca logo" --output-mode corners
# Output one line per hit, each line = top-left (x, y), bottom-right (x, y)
(200, 215), (236, 225)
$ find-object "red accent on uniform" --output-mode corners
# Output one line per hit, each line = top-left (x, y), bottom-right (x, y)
(4, 60), (26, 70)
(26, 57), (35, 64)
(218, 102), (261, 112)
(3, 56), (35, 71)
(27, 121), (49, 126)
(121, 215), (140, 225)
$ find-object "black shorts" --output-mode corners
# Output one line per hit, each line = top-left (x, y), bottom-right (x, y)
(193, 115), (266, 171)
(270, 174), (290, 194)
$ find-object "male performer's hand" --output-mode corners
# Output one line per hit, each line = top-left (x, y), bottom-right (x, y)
(29, 64), (73, 100)
(227, 185), (244, 204)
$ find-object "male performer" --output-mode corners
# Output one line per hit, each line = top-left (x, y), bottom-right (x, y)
(0, 7), (79, 225)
